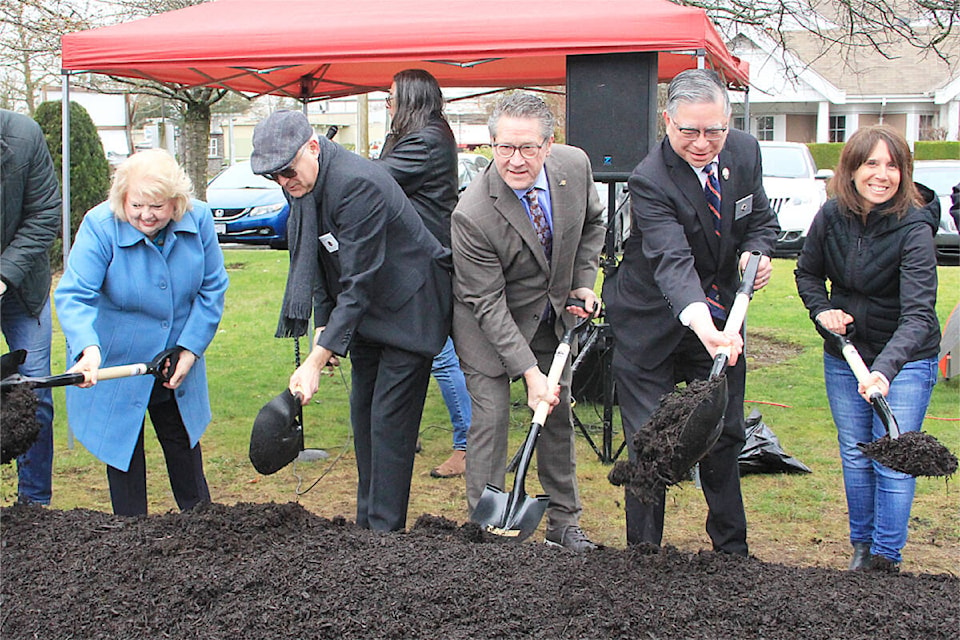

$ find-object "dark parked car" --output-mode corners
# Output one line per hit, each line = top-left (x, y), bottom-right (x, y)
(912, 160), (960, 266)
(207, 161), (289, 249)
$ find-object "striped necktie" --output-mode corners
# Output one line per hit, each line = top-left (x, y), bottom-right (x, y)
(704, 163), (721, 236)
(703, 163), (726, 320)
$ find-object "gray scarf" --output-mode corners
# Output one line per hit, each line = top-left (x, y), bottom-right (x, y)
(275, 146), (333, 338)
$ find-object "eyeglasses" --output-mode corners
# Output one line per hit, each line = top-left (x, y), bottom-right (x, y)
(674, 124), (728, 141)
(492, 142), (545, 159)
(385, 94), (393, 107)
(266, 146), (305, 182)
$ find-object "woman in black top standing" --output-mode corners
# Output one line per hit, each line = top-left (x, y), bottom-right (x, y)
(795, 124), (941, 573)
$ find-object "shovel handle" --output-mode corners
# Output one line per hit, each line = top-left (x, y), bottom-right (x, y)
(819, 323), (901, 439)
(531, 341), (570, 426)
(711, 252), (762, 377)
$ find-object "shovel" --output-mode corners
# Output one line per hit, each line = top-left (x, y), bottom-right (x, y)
(471, 313), (588, 541)
(249, 389), (305, 475)
(665, 250), (763, 481)
(821, 325), (901, 438)
(0, 347), (182, 391)
(821, 324), (958, 477)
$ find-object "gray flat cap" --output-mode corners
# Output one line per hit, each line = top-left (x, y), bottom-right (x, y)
(250, 110), (314, 175)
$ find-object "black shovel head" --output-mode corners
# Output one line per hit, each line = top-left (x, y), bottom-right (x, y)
(249, 389), (302, 475)
(472, 484), (550, 541)
(668, 376), (729, 482)
(1, 350), (27, 382)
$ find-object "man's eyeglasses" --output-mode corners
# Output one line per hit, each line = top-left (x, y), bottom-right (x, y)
(674, 125), (728, 141)
(266, 146), (305, 182)
(492, 142), (545, 159)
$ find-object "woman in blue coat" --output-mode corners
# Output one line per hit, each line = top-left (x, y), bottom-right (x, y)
(55, 148), (229, 516)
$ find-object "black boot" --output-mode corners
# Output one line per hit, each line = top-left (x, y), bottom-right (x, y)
(866, 554), (901, 573)
(848, 542), (871, 571)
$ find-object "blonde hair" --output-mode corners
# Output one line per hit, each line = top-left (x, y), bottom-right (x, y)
(109, 148), (193, 222)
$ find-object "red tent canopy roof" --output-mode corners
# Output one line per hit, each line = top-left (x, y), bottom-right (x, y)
(61, 0), (748, 99)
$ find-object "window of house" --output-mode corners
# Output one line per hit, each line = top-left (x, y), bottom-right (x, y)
(829, 116), (846, 143)
(755, 116), (774, 141)
(733, 116), (745, 132)
(208, 137), (220, 159)
(919, 114), (939, 140)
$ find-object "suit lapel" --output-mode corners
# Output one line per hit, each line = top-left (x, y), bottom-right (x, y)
(664, 142), (720, 261)
(489, 173), (551, 275)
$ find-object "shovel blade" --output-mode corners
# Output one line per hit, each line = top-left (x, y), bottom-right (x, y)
(249, 389), (303, 475)
(669, 376), (729, 482)
(472, 484), (549, 541)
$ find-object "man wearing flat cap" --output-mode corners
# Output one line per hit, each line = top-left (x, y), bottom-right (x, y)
(251, 110), (453, 532)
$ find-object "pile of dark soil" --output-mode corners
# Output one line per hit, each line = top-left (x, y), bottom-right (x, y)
(859, 432), (958, 477)
(0, 384), (40, 464)
(2, 502), (956, 639)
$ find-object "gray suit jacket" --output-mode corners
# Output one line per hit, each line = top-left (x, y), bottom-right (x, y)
(451, 144), (606, 378)
(603, 129), (780, 370)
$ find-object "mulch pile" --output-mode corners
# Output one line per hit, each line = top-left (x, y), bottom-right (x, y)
(2, 501), (956, 639)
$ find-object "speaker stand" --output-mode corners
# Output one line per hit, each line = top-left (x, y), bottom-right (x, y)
(571, 321), (625, 464)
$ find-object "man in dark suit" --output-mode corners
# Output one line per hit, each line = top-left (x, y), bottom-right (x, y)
(251, 110), (452, 532)
(603, 69), (779, 556)
(451, 92), (606, 551)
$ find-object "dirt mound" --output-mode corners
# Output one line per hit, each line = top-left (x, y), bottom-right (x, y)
(1, 502), (956, 639)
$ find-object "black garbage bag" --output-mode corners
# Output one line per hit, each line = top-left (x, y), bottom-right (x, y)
(738, 409), (811, 475)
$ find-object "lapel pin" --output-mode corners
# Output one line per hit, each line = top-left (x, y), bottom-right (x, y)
(721, 167), (730, 181)
(559, 179), (566, 186)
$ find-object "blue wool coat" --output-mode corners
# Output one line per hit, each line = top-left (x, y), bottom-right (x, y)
(54, 199), (228, 471)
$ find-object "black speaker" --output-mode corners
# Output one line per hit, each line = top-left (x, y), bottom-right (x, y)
(566, 52), (659, 181)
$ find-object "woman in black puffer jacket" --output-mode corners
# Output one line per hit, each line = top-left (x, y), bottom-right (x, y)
(795, 124), (940, 574)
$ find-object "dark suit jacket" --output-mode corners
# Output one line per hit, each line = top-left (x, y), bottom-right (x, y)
(376, 116), (458, 248)
(451, 144), (606, 378)
(603, 129), (779, 369)
(309, 136), (452, 359)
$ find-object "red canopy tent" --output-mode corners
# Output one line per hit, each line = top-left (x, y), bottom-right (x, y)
(60, 0), (749, 97)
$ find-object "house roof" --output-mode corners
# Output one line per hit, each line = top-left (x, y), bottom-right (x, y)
(783, 28), (959, 97)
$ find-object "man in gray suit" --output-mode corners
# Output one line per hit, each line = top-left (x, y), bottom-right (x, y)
(251, 110), (452, 533)
(451, 92), (605, 551)
(603, 70), (779, 556)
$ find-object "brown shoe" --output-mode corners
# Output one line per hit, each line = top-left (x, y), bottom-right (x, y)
(430, 450), (466, 478)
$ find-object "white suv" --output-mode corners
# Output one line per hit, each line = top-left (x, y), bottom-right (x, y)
(758, 141), (833, 257)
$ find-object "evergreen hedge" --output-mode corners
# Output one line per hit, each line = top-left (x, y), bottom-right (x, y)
(33, 101), (111, 270)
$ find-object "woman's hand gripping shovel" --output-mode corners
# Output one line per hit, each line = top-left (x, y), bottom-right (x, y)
(820, 324), (957, 477)
(0, 347), (182, 391)
(471, 303), (592, 541)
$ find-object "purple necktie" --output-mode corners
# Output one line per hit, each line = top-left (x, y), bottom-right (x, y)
(525, 188), (552, 262)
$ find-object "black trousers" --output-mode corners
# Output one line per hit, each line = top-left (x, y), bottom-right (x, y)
(107, 383), (210, 517)
(612, 327), (748, 556)
(349, 336), (433, 532)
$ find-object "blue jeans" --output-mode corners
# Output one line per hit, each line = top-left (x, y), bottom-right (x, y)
(431, 337), (471, 451)
(824, 353), (937, 563)
(1, 295), (54, 505)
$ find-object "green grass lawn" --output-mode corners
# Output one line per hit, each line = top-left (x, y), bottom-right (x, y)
(3, 252), (958, 573)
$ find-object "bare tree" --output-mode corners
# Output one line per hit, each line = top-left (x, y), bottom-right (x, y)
(681, 0), (958, 62)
